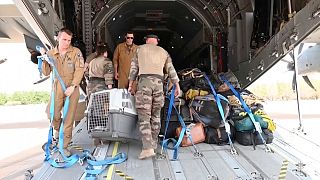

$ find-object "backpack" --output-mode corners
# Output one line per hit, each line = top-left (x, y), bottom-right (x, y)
(190, 94), (229, 129)
(233, 115), (268, 132)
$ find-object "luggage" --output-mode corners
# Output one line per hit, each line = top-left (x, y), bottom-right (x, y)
(176, 123), (205, 147)
(87, 89), (139, 141)
(235, 129), (274, 146)
(160, 98), (192, 138)
(178, 68), (208, 92)
(233, 115), (268, 132)
(205, 123), (235, 145)
(190, 94), (229, 128)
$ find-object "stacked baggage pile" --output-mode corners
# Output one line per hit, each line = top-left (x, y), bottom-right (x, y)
(160, 68), (276, 149)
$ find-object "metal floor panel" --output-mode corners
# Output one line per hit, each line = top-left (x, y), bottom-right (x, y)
(34, 120), (312, 180)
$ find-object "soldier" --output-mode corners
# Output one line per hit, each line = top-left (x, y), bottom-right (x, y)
(113, 31), (138, 89)
(128, 34), (181, 159)
(87, 44), (114, 99)
(41, 28), (85, 157)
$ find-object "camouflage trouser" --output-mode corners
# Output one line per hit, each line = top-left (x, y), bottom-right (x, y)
(87, 79), (107, 101)
(135, 76), (164, 150)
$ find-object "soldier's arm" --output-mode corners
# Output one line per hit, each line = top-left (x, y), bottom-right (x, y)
(42, 61), (52, 76)
(41, 51), (53, 76)
(128, 51), (139, 81)
(104, 60), (114, 85)
(128, 51), (139, 87)
(164, 53), (180, 96)
(164, 53), (179, 84)
(71, 49), (85, 87)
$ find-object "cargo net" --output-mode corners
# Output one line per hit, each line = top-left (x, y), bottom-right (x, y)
(87, 91), (110, 132)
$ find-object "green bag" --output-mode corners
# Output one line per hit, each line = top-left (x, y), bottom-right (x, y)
(234, 115), (268, 132)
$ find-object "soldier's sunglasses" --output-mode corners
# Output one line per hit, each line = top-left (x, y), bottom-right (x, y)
(126, 37), (134, 39)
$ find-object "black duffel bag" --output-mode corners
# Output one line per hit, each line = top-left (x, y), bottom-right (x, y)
(190, 94), (229, 128)
(235, 129), (274, 147)
(205, 123), (235, 145)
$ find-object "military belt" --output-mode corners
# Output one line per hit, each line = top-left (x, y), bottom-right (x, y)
(89, 77), (105, 81)
(139, 74), (163, 80)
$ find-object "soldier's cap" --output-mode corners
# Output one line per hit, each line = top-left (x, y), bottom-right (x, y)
(144, 34), (160, 41)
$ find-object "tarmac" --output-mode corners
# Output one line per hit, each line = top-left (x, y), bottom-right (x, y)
(0, 100), (319, 179)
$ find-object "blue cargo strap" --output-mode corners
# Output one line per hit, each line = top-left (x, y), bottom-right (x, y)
(36, 46), (128, 173)
(203, 73), (237, 155)
(35, 49), (81, 168)
(220, 75), (271, 152)
(161, 84), (201, 159)
(161, 84), (185, 160)
(85, 152), (127, 180)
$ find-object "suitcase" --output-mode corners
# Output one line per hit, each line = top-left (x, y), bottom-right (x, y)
(87, 89), (139, 141)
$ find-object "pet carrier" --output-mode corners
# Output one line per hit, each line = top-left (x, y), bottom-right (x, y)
(87, 89), (139, 141)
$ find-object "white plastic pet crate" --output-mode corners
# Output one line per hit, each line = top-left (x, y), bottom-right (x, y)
(87, 89), (139, 141)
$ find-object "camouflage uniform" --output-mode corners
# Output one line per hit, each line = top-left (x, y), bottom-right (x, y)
(87, 56), (114, 99)
(129, 44), (179, 150)
(42, 46), (85, 148)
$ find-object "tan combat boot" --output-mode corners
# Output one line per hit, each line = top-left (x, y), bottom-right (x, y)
(62, 148), (72, 157)
(138, 149), (156, 160)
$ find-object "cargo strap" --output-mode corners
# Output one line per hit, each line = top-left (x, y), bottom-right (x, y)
(37, 46), (127, 176)
(203, 73), (237, 155)
(161, 84), (201, 159)
(220, 75), (272, 153)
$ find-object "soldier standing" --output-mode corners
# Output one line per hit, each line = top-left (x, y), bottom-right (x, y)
(41, 28), (85, 156)
(128, 34), (181, 159)
(113, 31), (138, 88)
(87, 44), (114, 99)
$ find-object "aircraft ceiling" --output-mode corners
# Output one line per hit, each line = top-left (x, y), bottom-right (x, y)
(92, 0), (252, 50)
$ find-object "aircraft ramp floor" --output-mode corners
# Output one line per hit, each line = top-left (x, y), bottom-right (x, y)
(33, 119), (312, 180)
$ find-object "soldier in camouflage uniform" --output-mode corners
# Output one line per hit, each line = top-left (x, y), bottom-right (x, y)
(128, 34), (181, 159)
(87, 44), (114, 100)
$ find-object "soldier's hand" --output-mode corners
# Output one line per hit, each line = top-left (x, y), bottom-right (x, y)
(107, 84), (112, 89)
(174, 83), (181, 97)
(65, 86), (75, 96)
(115, 72), (119, 80)
(39, 47), (47, 55)
(128, 86), (135, 95)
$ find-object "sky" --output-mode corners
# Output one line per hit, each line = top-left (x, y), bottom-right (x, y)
(0, 43), (51, 94)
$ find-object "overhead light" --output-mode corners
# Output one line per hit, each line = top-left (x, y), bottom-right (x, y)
(37, 2), (49, 15)
(180, 36), (183, 39)
(257, 60), (264, 70)
(192, 18), (196, 22)
(171, 46), (174, 49)
(271, 50), (279, 57)
(290, 32), (298, 41)
(112, 17), (116, 21)
(312, 9), (320, 18)
(118, 36), (121, 39)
